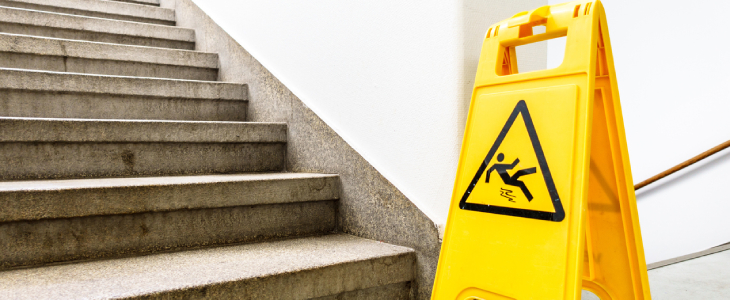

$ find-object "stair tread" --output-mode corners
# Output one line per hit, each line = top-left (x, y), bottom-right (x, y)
(0, 33), (218, 69)
(0, 173), (339, 222)
(0, 117), (287, 142)
(0, 0), (175, 23)
(0, 234), (415, 300)
(0, 173), (336, 191)
(0, 6), (194, 42)
(0, 68), (246, 100)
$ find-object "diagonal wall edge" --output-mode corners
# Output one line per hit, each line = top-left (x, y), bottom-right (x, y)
(159, 1), (442, 298)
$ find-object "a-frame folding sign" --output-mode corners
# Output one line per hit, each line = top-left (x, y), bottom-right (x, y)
(432, 1), (651, 299)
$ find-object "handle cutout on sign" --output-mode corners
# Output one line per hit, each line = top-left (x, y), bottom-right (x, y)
(500, 34), (567, 75)
(518, 24), (546, 38)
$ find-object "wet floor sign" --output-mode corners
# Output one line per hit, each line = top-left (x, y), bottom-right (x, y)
(432, 1), (651, 299)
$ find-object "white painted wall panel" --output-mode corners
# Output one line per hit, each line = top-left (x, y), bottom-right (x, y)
(547, 0), (730, 263)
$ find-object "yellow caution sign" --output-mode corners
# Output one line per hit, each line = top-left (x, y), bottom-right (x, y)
(433, 1), (651, 299)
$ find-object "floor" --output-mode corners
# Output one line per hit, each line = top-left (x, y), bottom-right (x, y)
(582, 249), (730, 299)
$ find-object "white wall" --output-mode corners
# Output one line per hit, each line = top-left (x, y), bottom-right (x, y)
(547, 0), (730, 263)
(190, 0), (545, 224)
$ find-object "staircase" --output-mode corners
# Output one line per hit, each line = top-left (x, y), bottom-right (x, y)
(0, 0), (415, 298)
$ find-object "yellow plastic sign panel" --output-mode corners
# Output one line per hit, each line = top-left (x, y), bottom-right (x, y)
(432, 1), (651, 299)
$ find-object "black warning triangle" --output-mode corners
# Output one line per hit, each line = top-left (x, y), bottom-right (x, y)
(459, 100), (565, 222)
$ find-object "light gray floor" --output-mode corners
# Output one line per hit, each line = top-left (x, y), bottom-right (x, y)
(582, 249), (730, 299)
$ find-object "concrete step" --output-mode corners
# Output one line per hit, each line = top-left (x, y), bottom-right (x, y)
(0, 68), (246, 121)
(0, 117), (287, 180)
(0, 33), (218, 80)
(112, 0), (159, 7)
(0, 6), (195, 49)
(0, 0), (175, 25)
(0, 234), (415, 299)
(0, 173), (339, 269)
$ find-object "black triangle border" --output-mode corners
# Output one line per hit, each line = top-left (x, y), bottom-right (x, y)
(458, 100), (565, 222)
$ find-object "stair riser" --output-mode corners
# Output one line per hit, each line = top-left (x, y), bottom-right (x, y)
(0, 0), (174, 26)
(0, 201), (337, 270)
(0, 22), (194, 50)
(130, 252), (414, 300)
(0, 143), (285, 180)
(0, 91), (246, 121)
(0, 52), (218, 81)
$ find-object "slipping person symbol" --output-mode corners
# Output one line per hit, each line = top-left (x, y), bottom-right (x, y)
(485, 153), (537, 201)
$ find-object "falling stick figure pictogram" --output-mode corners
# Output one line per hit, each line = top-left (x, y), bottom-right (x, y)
(485, 153), (537, 201)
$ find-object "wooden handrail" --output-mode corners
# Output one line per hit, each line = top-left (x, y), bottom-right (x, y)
(634, 140), (730, 190)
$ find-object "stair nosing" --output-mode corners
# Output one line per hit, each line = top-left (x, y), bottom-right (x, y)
(6, 67), (216, 82)
(0, 173), (339, 191)
(0, 33), (217, 69)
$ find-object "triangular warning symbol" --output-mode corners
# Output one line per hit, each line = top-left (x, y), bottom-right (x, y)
(459, 100), (564, 222)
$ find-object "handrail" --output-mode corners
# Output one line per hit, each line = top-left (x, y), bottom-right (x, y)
(634, 140), (730, 191)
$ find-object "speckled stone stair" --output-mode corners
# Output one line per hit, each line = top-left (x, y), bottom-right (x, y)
(0, 235), (415, 300)
(0, 68), (246, 121)
(0, 173), (340, 270)
(0, 0), (416, 298)
(0, 6), (194, 49)
(0, 33), (219, 80)
(0, 117), (287, 180)
(0, 0), (175, 25)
